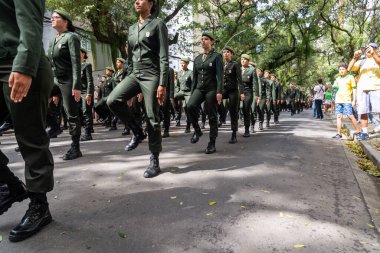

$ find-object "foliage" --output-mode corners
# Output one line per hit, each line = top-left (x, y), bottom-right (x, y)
(344, 141), (380, 177)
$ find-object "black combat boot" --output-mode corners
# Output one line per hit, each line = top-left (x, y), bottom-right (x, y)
(143, 153), (161, 178)
(243, 126), (250, 137)
(184, 123), (191, 133)
(80, 129), (93, 141)
(162, 127), (169, 138)
(9, 193), (52, 242)
(125, 129), (147, 151)
(229, 131), (237, 144)
(205, 137), (216, 154)
(266, 119), (270, 128)
(201, 121), (206, 129)
(259, 122), (264, 130)
(251, 121), (256, 133)
(63, 136), (82, 160)
(121, 127), (130, 136)
(190, 124), (203, 143)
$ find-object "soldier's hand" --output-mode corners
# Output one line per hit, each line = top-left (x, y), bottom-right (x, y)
(137, 93), (143, 102)
(52, 96), (59, 106)
(86, 95), (92, 106)
(8, 72), (32, 103)
(216, 93), (222, 105)
(157, 86), (165, 105)
(72, 89), (81, 102)
(240, 94), (245, 101)
(127, 98), (133, 107)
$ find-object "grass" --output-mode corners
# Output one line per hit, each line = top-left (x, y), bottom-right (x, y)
(345, 141), (380, 177)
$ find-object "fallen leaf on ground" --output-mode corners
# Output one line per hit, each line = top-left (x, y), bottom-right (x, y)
(170, 196), (177, 199)
(179, 202), (183, 205)
(279, 212), (284, 217)
(367, 224), (375, 229)
(202, 193), (209, 195)
(359, 241), (367, 245)
(293, 244), (305, 249)
(372, 243), (379, 247)
(240, 205), (247, 209)
(304, 223), (309, 227)
(262, 190), (271, 194)
(206, 212), (213, 216)
(208, 201), (217, 206)
(0, 235), (2, 242)
(117, 232), (127, 238)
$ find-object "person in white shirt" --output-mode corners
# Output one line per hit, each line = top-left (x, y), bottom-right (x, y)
(313, 79), (325, 120)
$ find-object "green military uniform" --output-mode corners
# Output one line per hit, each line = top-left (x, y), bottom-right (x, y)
(286, 85), (297, 115)
(256, 75), (271, 129)
(80, 60), (94, 135)
(47, 19), (82, 158)
(0, 0), (54, 193)
(240, 65), (258, 136)
(95, 69), (115, 124)
(294, 87), (301, 114)
(175, 59), (193, 131)
(187, 47), (223, 152)
(162, 67), (174, 136)
(264, 76), (274, 127)
(107, 16), (168, 176)
(221, 57), (242, 137)
(272, 79), (282, 123)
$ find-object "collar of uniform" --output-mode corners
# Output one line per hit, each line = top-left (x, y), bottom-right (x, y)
(55, 30), (69, 44)
(138, 16), (154, 31)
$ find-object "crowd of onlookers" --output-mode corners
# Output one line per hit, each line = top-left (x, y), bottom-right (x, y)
(311, 43), (380, 142)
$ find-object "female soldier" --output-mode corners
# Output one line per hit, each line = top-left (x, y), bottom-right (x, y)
(187, 33), (223, 154)
(79, 48), (94, 141)
(48, 10), (82, 160)
(107, 0), (168, 178)
(240, 54), (258, 137)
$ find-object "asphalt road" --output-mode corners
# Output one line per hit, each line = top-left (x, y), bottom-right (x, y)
(0, 110), (379, 253)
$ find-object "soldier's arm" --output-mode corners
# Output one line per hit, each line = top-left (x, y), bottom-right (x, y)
(266, 80), (271, 100)
(158, 21), (169, 87)
(236, 63), (243, 95)
(191, 62), (198, 94)
(86, 64), (94, 96)
(169, 68), (175, 99)
(68, 34), (82, 90)
(12, 0), (44, 77)
(215, 54), (224, 94)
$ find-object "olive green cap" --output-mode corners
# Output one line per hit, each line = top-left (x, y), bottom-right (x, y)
(223, 47), (235, 55)
(116, 58), (126, 63)
(202, 32), (215, 41)
(241, 54), (250, 60)
(105, 66), (115, 72)
(180, 56), (190, 63)
(54, 9), (72, 23)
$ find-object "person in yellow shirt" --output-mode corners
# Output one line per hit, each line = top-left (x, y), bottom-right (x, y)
(348, 42), (380, 140)
(332, 63), (360, 138)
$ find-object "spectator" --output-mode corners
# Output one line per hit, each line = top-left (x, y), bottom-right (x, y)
(313, 79), (325, 120)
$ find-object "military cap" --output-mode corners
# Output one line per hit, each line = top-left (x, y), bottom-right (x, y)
(222, 47), (235, 55)
(180, 56), (190, 63)
(241, 54), (250, 60)
(105, 66), (115, 72)
(202, 32), (215, 41)
(116, 58), (126, 63)
(54, 9), (72, 23)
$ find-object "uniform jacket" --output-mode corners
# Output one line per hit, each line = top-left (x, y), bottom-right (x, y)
(223, 60), (242, 94)
(48, 30), (81, 90)
(192, 49), (224, 94)
(101, 76), (115, 98)
(127, 17), (169, 87)
(272, 80), (282, 101)
(81, 62), (94, 95)
(113, 69), (126, 86)
(265, 78), (274, 99)
(177, 69), (193, 93)
(0, 0), (44, 79)
(258, 77), (271, 100)
(240, 66), (259, 94)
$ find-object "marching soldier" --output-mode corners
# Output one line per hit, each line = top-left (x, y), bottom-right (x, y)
(256, 68), (271, 130)
(187, 33), (223, 154)
(107, 0), (168, 178)
(221, 47), (242, 143)
(48, 9), (82, 160)
(94, 67), (115, 127)
(240, 54), (258, 137)
(263, 70), (273, 127)
(0, 0), (55, 241)
(175, 56), (193, 133)
(79, 48), (95, 141)
(270, 74), (282, 124)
